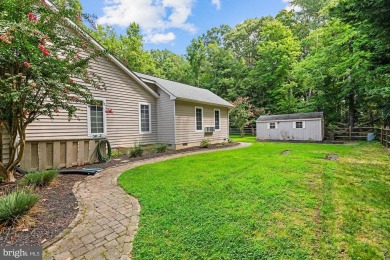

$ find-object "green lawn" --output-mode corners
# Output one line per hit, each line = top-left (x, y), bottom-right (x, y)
(119, 136), (390, 259)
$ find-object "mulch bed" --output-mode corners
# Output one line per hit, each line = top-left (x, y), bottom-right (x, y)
(0, 142), (239, 246)
(73, 142), (239, 170)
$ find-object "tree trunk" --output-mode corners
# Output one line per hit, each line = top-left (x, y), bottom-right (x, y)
(348, 91), (355, 127)
(0, 168), (15, 183)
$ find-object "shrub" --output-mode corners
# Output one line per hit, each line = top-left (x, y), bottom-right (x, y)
(200, 139), (211, 148)
(0, 189), (39, 225)
(111, 151), (123, 157)
(153, 144), (168, 153)
(228, 138), (233, 143)
(18, 170), (58, 187)
(128, 144), (143, 158)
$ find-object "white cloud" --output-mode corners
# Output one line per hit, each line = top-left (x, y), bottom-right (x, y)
(211, 0), (221, 10)
(145, 32), (176, 44)
(282, 0), (301, 12)
(97, 0), (221, 44)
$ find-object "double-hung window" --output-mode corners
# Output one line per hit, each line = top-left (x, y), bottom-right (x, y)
(214, 109), (220, 131)
(195, 107), (203, 132)
(139, 103), (151, 133)
(269, 122), (276, 129)
(88, 99), (106, 135)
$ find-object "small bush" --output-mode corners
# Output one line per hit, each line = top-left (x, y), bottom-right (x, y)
(200, 139), (211, 148)
(0, 189), (39, 225)
(227, 138), (233, 143)
(18, 170), (58, 187)
(221, 141), (228, 146)
(153, 144), (168, 153)
(128, 145), (143, 157)
(111, 151), (123, 157)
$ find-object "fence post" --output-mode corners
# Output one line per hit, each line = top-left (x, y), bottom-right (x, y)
(349, 126), (352, 140)
(380, 125), (385, 145)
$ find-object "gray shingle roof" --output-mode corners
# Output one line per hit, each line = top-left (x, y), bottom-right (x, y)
(135, 72), (233, 107)
(257, 112), (323, 121)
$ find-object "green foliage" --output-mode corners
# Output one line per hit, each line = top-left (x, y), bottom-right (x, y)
(18, 170), (58, 187)
(119, 141), (389, 259)
(199, 139), (211, 148)
(153, 143), (168, 153)
(128, 144), (143, 158)
(0, 189), (39, 225)
(229, 97), (263, 137)
(90, 23), (157, 74)
(0, 0), (105, 181)
(111, 151), (123, 157)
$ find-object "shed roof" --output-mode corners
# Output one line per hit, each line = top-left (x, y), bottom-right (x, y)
(135, 72), (233, 108)
(257, 112), (323, 122)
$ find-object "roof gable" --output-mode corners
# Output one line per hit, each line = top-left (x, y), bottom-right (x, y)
(45, 0), (159, 99)
(135, 73), (233, 108)
(257, 112), (324, 121)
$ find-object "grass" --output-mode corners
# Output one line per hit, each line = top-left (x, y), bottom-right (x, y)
(18, 170), (58, 187)
(0, 189), (40, 225)
(119, 136), (390, 259)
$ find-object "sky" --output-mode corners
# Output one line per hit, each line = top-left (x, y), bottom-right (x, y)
(79, 0), (292, 55)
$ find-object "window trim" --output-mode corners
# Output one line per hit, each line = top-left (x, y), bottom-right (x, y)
(214, 109), (221, 131)
(293, 121), (305, 129)
(87, 98), (107, 136)
(268, 122), (277, 130)
(195, 106), (204, 132)
(139, 102), (152, 134)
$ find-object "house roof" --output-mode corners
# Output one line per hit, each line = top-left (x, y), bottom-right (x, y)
(257, 112), (323, 122)
(134, 72), (234, 108)
(45, 0), (159, 99)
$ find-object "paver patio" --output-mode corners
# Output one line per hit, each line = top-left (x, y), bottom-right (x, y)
(43, 142), (251, 260)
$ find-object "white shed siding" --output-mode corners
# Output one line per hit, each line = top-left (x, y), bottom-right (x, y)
(26, 56), (158, 147)
(175, 100), (229, 146)
(156, 90), (175, 144)
(256, 119), (323, 141)
(1, 126), (10, 164)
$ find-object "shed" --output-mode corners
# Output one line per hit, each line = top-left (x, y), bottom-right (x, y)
(256, 112), (324, 141)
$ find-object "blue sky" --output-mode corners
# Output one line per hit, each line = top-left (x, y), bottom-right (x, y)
(80, 0), (291, 55)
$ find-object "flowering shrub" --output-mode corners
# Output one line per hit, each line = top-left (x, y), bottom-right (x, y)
(229, 97), (264, 137)
(0, 0), (106, 182)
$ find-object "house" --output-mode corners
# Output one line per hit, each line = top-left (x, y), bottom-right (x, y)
(256, 112), (324, 141)
(0, 7), (233, 171)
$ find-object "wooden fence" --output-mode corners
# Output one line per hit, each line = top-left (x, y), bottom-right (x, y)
(230, 127), (256, 136)
(333, 126), (376, 140)
(380, 126), (390, 148)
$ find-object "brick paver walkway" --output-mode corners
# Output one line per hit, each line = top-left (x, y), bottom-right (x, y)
(43, 142), (251, 260)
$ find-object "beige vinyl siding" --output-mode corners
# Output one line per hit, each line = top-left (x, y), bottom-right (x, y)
(256, 119), (323, 141)
(1, 126), (10, 164)
(175, 100), (229, 146)
(26, 56), (158, 147)
(156, 90), (175, 144)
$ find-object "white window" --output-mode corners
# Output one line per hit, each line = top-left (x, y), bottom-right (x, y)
(268, 122), (277, 129)
(293, 121), (305, 129)
(195, 107), (203, 132)
(88, 98), (106, 136)
(139, 103), (151, 134)
(214, 109), (220, 131)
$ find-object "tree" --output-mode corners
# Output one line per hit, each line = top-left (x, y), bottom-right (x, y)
(252, 19), (301, 113)
(0, 0), (105, 182)
(229, 97), (263, 137)
(90, 23), (157, 74)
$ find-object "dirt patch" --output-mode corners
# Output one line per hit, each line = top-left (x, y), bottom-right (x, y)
(324, 153), (339, 161)
(281, 150), (292, 155)
(0, 174), (86, 246)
